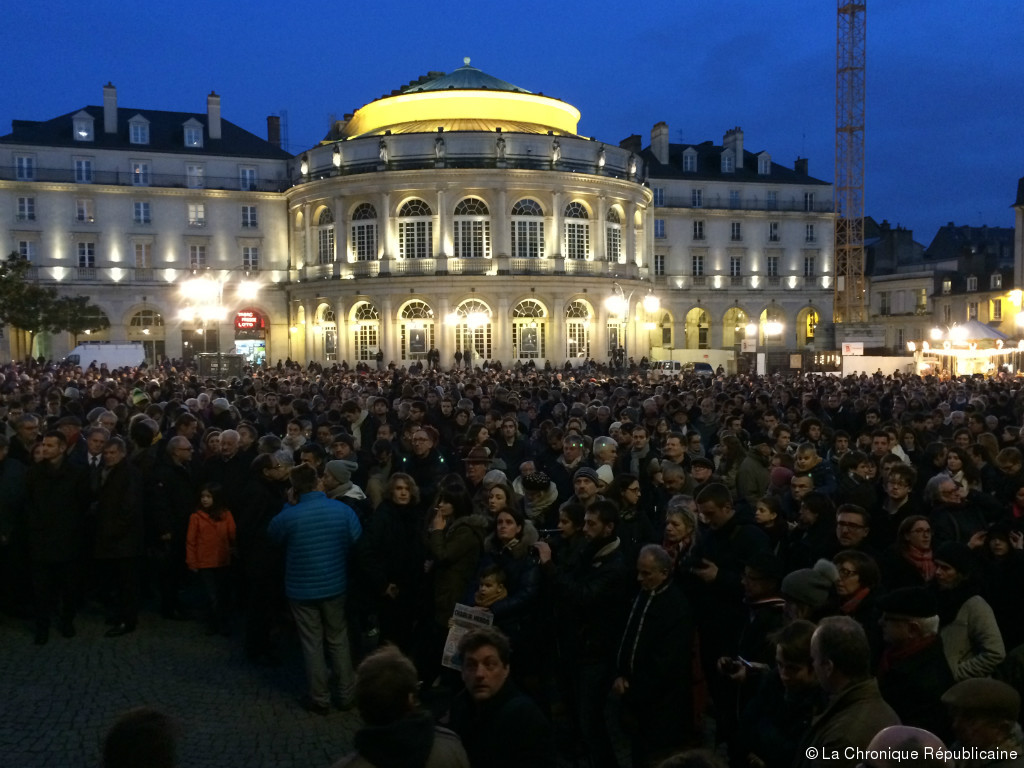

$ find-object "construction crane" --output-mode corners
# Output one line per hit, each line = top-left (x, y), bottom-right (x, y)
(833, 1), (867, 323)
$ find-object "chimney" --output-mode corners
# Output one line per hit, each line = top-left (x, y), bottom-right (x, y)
(207, 91), (221, 140)
(267, 115), (281, 148)
(724, 127), (744, 169)
(794, 157), (808, 176)
(103, 82), (117, 134)
(650, 122), (669, 165)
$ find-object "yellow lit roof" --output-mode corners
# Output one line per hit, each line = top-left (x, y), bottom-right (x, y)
(340, 60), (581, 138)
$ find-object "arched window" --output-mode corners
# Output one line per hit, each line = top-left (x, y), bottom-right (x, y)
(512, 299), (546, 359)
(605, 208), (622, 262)
(400, 300), (435, 361)
(398, 199), (433, 259)
(129, 308), (165, 362)
(453, 197), (490, 259)
(352, 302), (381, 361)
(130, 309), (164, 328)
(511, 198), (545, 259)
(453, 299), (492, 361)
(565, 299), (592, 359)
(563, 201), (590, 260)
(317, 208), (335, 264)
(351, 203), (377, 261)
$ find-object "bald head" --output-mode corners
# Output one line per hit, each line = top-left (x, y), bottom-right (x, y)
(866, 726), (946, 768)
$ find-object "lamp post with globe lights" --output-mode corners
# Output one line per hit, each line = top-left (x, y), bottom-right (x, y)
(177, 272), (261, 360)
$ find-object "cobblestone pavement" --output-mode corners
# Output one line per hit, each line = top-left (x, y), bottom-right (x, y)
(0, 606), (359, 768)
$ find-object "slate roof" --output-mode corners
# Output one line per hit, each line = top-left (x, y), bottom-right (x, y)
(641, 141), (830, 185)
(0, 105), (291, 160)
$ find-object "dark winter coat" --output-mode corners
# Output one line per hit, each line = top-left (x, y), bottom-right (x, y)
(425, 513), (488, 626)
(877, 635), (954, 741)
(92, 460), (144, 559)
(331, 713), (469, 768)
(449, 680), (555, 768)
(25, 458), (88, 563)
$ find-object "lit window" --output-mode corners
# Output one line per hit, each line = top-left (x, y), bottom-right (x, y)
(317, 208), (335, 264)
(992, 299), (1002, 321)
(351, 203), (378, 261)
(453, 197), (491, 259)
(942, 279), (952, 295)
(184, 126), (203, 148)
(563, 202), (590, 260)
(73, 117), (93, 141)
(398, 199), (433, 259)
(991, 273), (1003, 289)
(76, 199), (94, 223)
(188, 203), (206, 227)
(131, 162), (150, 186)
(510, 199), (544, 259)
(968, 302), (978, 321)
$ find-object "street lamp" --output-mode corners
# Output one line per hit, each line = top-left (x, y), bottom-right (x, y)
(178, 271), (261, 358)
(604, 282), (659, 370)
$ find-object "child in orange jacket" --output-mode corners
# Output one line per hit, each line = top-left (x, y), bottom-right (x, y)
(186, 483), (236, 635)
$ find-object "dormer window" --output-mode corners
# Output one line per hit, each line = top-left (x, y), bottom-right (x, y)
(942, 279), (952, 295)
(722, 152), (735, 173)
(758, 153), (771, 175)
(991, 273), (1003, 289)
(966, 275), (978, 292)
(682, 151), (696, 173)
(73, 112), (94, 142)
(129, 116), (150, 145)
(183, 119), (204, 148)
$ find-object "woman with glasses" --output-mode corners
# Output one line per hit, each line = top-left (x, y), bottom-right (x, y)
(832, 550), (884, 663)
(884, 515), (937, 590)
(606, 473), (657, 564)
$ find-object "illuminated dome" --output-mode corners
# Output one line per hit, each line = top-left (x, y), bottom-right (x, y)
(340, 58), (581, 138)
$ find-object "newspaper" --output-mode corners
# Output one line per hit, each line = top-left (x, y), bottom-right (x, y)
(441, 603), (494, 671)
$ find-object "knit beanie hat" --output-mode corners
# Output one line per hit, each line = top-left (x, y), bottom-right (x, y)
(521, 472), (551, 492)
(781, 559), (838, 608)
(934, 542), (974, 576)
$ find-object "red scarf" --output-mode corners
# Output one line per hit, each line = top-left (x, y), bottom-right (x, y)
(904, 546), (935, 582)
(840, 586), (871, 615)
(878, 634), (939, 675)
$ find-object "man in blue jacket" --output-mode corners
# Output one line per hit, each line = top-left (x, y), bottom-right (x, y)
(268, 462), (363, 715)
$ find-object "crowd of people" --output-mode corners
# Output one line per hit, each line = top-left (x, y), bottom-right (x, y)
(3, 355), (1024, 768)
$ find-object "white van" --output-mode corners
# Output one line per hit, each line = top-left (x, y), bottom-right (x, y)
(65, 343), (146, 370)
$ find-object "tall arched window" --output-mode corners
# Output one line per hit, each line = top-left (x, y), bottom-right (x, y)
(563, 201), (590, 260)
(565, 300), (592, 359)
(351, 203), (377, 261)
(129, 308), (166, 363)
(400, 300), (434, 361)
(511, 299), (546, 359)
(317, 208), (335, 264)
(605, 208), (622, 262)
(510, 198), (545, 259)
(398, 199), (433, 259)
(453, 299), (492, 362)
(352, 302), (380, 361)
(453, 197), (491, 258)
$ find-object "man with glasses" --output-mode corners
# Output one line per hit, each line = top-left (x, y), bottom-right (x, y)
(398, 429), (445, 502)
(929, 475), (1001, 547)
(876, 464), (919, 544)
(834, 505), (876, 556)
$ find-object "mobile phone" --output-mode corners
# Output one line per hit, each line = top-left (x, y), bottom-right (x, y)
(736, 656), (753, 668)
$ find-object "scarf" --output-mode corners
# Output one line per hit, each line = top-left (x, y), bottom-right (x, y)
(877, 634), (939, 675)
(630, 443), (650, 476)
(840, 586), (871, 615)
(904, 546), (935, 581)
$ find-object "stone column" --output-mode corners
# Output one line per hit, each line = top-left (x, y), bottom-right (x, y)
(625, 201), (637, 266)
(302, 203), (313, 268)
(595, 196), (607, 262)
(549, 191), (563, 259)
(495, 296), (510, 364)
(435, 188), (447, 258)
(334, 196), (347, 265)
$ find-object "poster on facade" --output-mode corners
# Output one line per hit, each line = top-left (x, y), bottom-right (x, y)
(521, 327), (538, 353)
(409, 328), (426, 354)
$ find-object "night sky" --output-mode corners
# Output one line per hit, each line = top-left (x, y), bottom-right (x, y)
(4, 0), (1021, 246)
